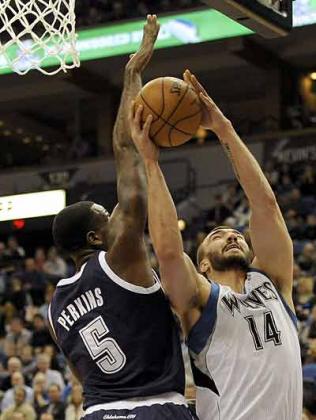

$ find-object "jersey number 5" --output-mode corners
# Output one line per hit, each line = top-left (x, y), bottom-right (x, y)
(79, 315), (126, 374)
(245, 311), (282, 351)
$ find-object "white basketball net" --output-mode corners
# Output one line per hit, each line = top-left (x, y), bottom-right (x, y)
(0, 0), (80, 76)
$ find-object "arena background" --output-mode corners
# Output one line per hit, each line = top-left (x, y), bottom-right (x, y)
(0, 1), (316, 419)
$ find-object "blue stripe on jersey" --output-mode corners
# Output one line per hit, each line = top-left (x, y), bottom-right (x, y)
(187, 282), (220, 354)
(248, 268), (298, 329)
(276, 289), (298, 329)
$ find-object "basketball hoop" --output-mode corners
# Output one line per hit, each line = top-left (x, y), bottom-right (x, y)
(0, 0), (80, 76)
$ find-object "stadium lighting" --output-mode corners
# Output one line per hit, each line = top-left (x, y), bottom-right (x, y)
(0, 190), (66, 221)
(178, 219), (187, 231)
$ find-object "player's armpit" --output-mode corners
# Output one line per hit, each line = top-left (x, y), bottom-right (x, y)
(159, 253), (211, 331)
(250, 201), (294, 309)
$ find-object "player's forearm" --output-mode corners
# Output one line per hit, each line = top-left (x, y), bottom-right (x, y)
(216, 121), (277, 209)
(144, 159), (184, 259)
(113, 69), (142, 153)
(113, 68), (147, 215)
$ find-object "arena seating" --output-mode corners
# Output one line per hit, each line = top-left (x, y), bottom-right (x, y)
(0, 155), (315, 417)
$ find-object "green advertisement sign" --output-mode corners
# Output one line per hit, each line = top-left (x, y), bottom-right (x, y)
(0, 4), (314, 75)
(0, 10), (252, 75)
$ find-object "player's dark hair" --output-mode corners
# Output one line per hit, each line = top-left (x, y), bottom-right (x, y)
(52, 201), (101, 254)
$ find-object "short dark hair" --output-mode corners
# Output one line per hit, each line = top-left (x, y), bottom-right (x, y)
(52, 201), (100, 254)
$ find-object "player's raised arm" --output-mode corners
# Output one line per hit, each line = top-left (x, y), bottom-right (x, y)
(129, 104), (211, 332)
(108, 16), (159, 277)
(184, 69), (294, 308)
(113, 15), (159, 218)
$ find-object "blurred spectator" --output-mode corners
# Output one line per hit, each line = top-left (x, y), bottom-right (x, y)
(35, 354), (65, 390)
(0, 242), (9, 268)
(298, 243), (316, 273)
(0, 385), (36, 420)
(5, 275), (30, 315)
(303, 379), (316, 419)
(0, 357), (22, 391)
(33, 372), (49, 418)
(20, 258), (46, 306)
(65, 384), (84, 420)
(5, 237), (25, 260)
(34, 248), (47, 273)
(296, 276), (316, 317)
(301, 305), (316, 343)
(300, 165), (316, 197)
(306, 339), (316, 365)
(21, 346), (35, 380)
(43, 247), (67, 278)
(1, 371), (33, 411)
(3, 317), (32, 358)
(31, 314), (54, 350)
(305, 215), (316, 241)
(206, 194), (232, 228)
(40, 413), (54, 420)
(46, 383), (66, 420)
(38, 284), (55, 321)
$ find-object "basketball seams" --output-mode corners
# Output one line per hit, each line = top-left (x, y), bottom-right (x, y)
(140, 93), (162, 124)
(141, 92), (194, 136)
(169, 108), (202, 147)
(173, 108), (202, 125)
(160, 78), (166, 118)
(152, 82), (190, 139)
(164, 82), (190, 127)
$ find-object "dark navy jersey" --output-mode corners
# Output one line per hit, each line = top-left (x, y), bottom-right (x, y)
(48, 251), (185, 409)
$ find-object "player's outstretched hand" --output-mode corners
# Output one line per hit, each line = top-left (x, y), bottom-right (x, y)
(126, 15), (160, 73)
(129, 101), (160, 161)
(183, 69), (231, 135)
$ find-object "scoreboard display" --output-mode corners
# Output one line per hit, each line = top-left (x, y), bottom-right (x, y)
(204, 0), (293, 38)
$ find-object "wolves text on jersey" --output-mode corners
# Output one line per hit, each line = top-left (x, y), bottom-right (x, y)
(57, 288), (104, 331)
(221, 281), (278, 316)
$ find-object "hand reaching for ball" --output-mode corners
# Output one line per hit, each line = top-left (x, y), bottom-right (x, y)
(129, 102), (160, 162)
(126, 15), (160, 74)
(183, 69), (231, 135)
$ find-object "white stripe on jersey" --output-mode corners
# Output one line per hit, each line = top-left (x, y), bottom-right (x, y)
(188, 269), (302, 420)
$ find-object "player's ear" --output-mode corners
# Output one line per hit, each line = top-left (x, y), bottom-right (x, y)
(199, 258), (210, 274)
(86, 231), (102, 247)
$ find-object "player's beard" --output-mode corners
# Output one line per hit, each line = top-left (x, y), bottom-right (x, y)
(209, 251), (251, 272)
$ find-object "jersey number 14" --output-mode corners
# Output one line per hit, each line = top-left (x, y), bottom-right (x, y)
(245, 311), (282, 351)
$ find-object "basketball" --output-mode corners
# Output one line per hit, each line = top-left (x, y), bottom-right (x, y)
(135, 77), (202, 147)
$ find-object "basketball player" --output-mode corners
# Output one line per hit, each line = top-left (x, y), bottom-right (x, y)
(129, 70), (302, 420)
(47, 17), (195, 420)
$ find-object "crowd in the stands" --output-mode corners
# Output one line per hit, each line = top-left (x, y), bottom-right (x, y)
(75, 0), (197, 28)
(0, 158), (315, 418)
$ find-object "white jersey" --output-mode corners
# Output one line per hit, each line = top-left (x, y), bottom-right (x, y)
(188, 269), (302, 420)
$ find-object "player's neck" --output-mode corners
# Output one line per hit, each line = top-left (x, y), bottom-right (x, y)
(208, 269), (247, 293)
(73, 249), (96, 271)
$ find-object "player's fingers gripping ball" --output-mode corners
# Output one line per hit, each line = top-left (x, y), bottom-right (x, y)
(135, 77), (202, 147)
